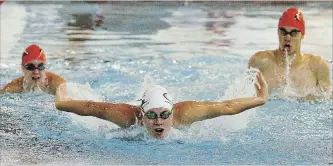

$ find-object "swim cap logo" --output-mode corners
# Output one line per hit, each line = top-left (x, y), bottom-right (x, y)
(139, 99), (149, 109)
(22, 51), (28, 57)
(163, 93), (172, 105)
(39, 49), (44, 56)
(295, 10), (301, 21)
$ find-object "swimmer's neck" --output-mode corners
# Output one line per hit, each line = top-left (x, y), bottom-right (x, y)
(276, 49), (304, 67)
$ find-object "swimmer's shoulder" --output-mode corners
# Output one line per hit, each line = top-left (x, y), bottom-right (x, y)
(303, 53), (328, 68)
(46, 71), (66, 83)
(12, 76), (24, 84)
(171, 101), (200, 126)
(5, 76), (24, 87)
(304, 53), (325, 62)
(2, 76), (24, 93)
(253, 50), (276, 59)
(249, 50), (276, 68)
(46, 71), (66, 94)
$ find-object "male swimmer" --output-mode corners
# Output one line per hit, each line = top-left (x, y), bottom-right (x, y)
(248, 8), (331, 99)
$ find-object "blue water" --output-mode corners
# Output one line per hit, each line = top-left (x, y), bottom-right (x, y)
(0, 1), (332, 165)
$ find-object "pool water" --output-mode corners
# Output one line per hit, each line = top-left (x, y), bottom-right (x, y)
(0, 1), (332, 165)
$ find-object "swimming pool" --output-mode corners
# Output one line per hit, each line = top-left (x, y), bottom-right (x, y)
(0, 1), (332, 165)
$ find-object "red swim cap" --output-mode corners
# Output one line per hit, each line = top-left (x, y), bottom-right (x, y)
(278, 8), (305, 36)
(22, 44), (46, 65)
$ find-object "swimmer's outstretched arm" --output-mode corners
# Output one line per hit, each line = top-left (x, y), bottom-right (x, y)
(172, 72), (268, 126)
(55, 100), (140, 128)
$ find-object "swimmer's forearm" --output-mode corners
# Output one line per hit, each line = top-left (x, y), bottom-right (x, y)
(55, 100), (95, 116)
(223, 97), (266, 115)
(175, 97), (266, 125)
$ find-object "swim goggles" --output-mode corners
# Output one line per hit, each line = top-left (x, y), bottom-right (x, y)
(145, 110), (172, 120)
(24, 63), (45, 71)
(279, 27), (300, 37)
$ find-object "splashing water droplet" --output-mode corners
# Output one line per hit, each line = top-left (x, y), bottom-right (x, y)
(283, 48), (297, 96)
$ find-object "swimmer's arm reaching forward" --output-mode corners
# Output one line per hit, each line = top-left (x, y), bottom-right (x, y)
(55, 100), (140, 128)
(172, 72), (268, 126)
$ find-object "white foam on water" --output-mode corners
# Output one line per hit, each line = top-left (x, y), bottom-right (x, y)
(66, 82), (104, 101)
(0, 2), (27, 61)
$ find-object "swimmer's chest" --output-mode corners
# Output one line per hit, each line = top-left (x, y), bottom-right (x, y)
(267, 64), (317, 88)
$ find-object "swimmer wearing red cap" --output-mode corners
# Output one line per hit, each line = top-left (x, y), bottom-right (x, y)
(55, 72), (268, 139)
(248, 8), (331, 99)
(0, 44), (71, 100)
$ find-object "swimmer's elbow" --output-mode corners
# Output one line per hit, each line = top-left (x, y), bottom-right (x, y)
(55, 100), (75, 113)
(55, 101), (67, 111)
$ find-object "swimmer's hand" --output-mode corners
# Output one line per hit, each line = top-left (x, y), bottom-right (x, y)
(255, 71), (269, 102)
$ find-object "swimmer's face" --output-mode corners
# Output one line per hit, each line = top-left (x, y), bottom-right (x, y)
(278, 26), (303, 54)
(22, 60), (47, 83)
(142, 107), (173, 139)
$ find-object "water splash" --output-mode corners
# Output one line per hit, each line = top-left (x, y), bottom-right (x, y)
(134, 74), (157, 102)
(284, 49), (294, 90)
(222, 67), (259, 100)
(66, 82), (104, 101)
